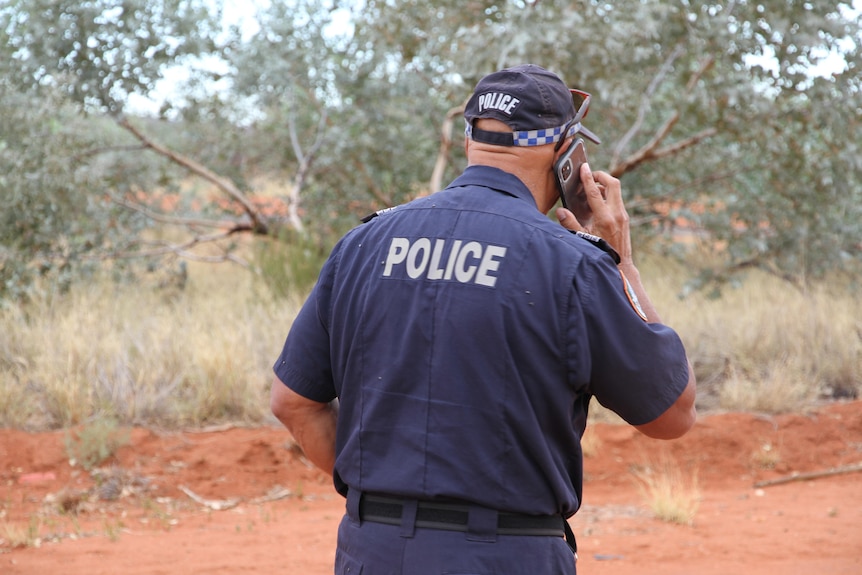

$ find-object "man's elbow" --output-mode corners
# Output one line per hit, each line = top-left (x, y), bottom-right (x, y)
(270, 375), (301, 428)
(635, 370), (697, 440)
(271, 396), (289, 426)
(637, 404), (696, 440)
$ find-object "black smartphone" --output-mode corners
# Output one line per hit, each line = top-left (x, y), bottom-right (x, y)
(554, 138), (590, 223)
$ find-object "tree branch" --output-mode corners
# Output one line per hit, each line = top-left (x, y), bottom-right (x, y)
(84, 233), (249, 266)
(116, 117), (269, 234)
(612, 43), (685, 168)
(610, 55), (715, 177)
(72, 144), (149, 160)
(611, 110), (681, 177)
(353, 158), (393, 207)
(650, 128), (719, 160)
(754, 462), (862, 488)
(287, 105), (329, 232)
(111, 193), (246, 231)
(724, 255), (806, 294)
(430, 103), (466, 193)
(109, 190), (256, 264)
(613, 127), (718, 176)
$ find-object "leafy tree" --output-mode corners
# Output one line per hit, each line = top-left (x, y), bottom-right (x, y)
(0, 86), (154, 300)
(1, 0), (860, 301)
(340, 0), (862, 289)
(219, 0), (862, 289)
(224, 0), (449, 235)
(1, 0), (217, 113)
(0, 0), (230, 300)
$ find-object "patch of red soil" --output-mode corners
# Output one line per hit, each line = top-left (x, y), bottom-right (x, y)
(2, 401), (861, 574)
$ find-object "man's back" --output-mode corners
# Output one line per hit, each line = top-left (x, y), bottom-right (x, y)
(303, 165), (688, 518)
(327, 167), (587, 516)
(270, 64), (696, 575)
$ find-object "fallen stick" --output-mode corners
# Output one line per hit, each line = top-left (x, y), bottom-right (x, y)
(250, 486), (293, 504)
(754, 462), (862, 488)
(179, 485), (241, 510)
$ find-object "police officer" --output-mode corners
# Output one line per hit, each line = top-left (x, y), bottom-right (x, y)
(271, 64), (696, 575)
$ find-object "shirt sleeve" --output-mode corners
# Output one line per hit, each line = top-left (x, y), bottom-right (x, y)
(271, 252), (339, 404)
(576, 255), (690, 426)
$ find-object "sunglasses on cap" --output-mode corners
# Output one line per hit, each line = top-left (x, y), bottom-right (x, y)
(555, 89), (601, 151)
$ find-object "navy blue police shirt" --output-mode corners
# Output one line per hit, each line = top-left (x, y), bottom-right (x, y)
(273, 165), (690, 519)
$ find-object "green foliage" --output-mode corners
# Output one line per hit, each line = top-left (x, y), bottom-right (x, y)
(1, 0), (218, 113)
(253, 232), (331, 299)
(219, 0), (862, 289)
(345, 0), (862, 287)
(0, 0), (223, 301)
(0, 0), (222, 302)
(63, 417), (130, 470)
(223, 0), (443, 234)
(0, 85), (167, 302)
(1, 0), (860, 300)
(1, 89), (104, 299)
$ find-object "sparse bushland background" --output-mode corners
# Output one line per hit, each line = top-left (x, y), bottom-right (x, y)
(1, 234), (859, 431)
(1, 1), (861, 432)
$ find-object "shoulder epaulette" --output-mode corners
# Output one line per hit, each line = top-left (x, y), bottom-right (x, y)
(361, 206), (399, 223)
(570, 230), (621, 264)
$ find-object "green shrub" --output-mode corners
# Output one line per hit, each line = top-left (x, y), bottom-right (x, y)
(64, 417), (130, 470)
(253, 232), (330, 299)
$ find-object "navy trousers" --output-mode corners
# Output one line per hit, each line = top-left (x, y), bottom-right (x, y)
(335, 490), (577, 575)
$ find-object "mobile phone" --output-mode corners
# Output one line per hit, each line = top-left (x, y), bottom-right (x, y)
(554, 138), (591, 223)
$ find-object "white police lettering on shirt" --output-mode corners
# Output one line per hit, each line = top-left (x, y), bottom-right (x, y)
(478, 92), (521, 116)
(382, 237), (507, 288)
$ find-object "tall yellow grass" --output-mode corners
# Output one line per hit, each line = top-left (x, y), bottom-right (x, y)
(0, 262), (302, 429)
(641, 255), (861, 414)
(0, 251), (859, 430)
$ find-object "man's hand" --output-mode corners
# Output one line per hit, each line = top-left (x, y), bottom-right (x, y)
(555, 163), (698, 439)
(554, 162), (659, 322)
(555, 163), (633, 265)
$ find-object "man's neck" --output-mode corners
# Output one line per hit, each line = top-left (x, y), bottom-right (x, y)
(467, 152), (557, 213)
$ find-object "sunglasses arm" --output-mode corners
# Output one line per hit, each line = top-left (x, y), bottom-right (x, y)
(578, 125), (601, 146)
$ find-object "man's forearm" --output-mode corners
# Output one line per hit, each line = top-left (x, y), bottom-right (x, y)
(286, 402), (337, 475)
(271, 378), (338, 475)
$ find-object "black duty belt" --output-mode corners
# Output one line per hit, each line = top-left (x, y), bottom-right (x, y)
(358, 493), (566, 538)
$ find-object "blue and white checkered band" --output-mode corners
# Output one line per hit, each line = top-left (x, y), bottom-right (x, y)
(513, 122), (579, 146)
(466, 120), (578, 147)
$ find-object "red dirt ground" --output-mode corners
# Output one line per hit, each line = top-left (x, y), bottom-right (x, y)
(2, 400), (861, 575)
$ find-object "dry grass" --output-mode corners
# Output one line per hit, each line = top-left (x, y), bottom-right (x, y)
(0, 248), (859, 431)
(642, 254), (862, 413)
(0, 261), (302, 429)
(631, 452), (700, 525)
(750, 439), (782, 470)
(0, 516), (42, 549)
